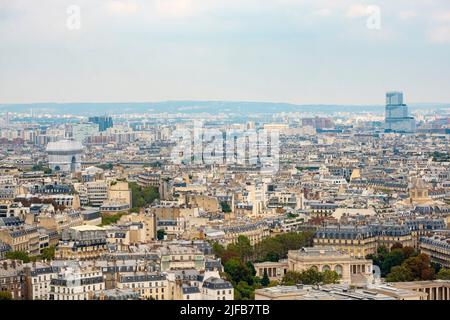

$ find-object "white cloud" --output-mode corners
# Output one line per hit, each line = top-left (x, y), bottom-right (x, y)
(428, 26), (450, 44)
(106, 1), (139, 15)
(155, 0), (194, 18)
(399, 10), (416, 20)
(346, 4), (369, 18)
(434, 11), (450, 22)
(313, 8), (332, 17)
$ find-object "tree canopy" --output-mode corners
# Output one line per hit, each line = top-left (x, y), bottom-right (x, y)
(367, 243), (418, 276)
(5, 251), (31, 263)
(436, 268), (450, 280)
(281, 268), (340, 286)
(0, 291), (12, 300)
(129, 182), (159, 212)
(386, 253), (435, 282)
(211, 231), (315, 300)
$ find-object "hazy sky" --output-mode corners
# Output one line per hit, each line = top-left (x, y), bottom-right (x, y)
(1, 0), (450, 105)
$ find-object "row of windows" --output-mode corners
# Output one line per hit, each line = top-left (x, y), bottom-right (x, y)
(52, 284), (103, 294)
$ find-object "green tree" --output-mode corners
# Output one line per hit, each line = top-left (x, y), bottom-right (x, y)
(157, 229), (166, 240)
(32, 164), (52, 174)
(40, 246), (55, 261)
(386, 253), (435, 282)
(98, 163), (113, 170)
(129, 182), (159, 211)
(246, 261), (257, 277)
(223, 258), (254, 285)
(101, 212), (127, 226)
(436, 268), (450, 280)
(220, 202), (232, 213)
(367, 245), (419, 277)
(5, 251), (30, 263)
(403, 253), (435, 280)
(298, 268), (323, 285)
(381, 249), (405, 275)
(228, 236), (253, 262)
(254, 231), (314, 262)
(281, 271), (303, 286)
(386, 265), (414, 282)
(235, 281), (256, 300)
(322, 270), (340, 284)
(261, 270), (270, 287)
(212, 242), (226, 259)
(0, 291), (12, 300)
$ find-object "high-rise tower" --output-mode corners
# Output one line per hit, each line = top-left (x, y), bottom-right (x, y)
(385, 91), (415, 133)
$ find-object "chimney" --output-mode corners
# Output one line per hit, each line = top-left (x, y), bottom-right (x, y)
(2, 261), (7, 270)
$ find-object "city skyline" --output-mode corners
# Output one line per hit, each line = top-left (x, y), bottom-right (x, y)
(1, 0), (450, 105)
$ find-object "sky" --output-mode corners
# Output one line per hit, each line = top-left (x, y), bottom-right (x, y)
(0, 0), (450, 105)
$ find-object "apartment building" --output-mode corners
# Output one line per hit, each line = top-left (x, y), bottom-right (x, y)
(22, 262), (57, 300)
(419, 234), (450, 268)
(49, 266), (105, 300)
(0, 260), (25, 300)
(56, 225), (108, 260)
(0, 226), (40, 256)
(116, 273), (168, 300)
(201, 277), (234, 300)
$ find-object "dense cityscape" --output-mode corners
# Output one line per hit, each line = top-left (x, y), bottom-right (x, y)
(0, 91), (449, 301)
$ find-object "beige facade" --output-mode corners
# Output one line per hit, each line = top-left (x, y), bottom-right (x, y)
(287, 247), (373, 286)
(222, 223), (270, 246)
(419, 235), (450, 268)
(37, 212), (83, 233)
(108, 181), (132, 207)
(116, 273), (169, 300)
(254, 261), (288, 280)
(313, 234), (414, 258)
(159, 245), (205, 272)
(118, 212), (157, 243)
(186, 195), (220, 213)
(313, 236), (377, 258)
(391, 281), (450, 300)
(0, 227), (40, 256)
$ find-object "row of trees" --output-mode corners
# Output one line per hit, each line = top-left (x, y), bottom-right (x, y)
(367, 243), (450, 282)
(253, 231), (315, 262)
(100, 212), (127, 226)
(5, 246), (55, 263)
(386, 253), (436, 282)
(0, 291), (12, 300)
(31, 164), (52, 174)
(212, 231), (315, 265)
(212, 232), (315, 299)
(281, 269), (340, 286)
(367, 244), (417, 277)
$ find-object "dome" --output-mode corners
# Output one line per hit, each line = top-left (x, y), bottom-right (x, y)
(46, 140), (83, 153)
(410, 177), (427, 190)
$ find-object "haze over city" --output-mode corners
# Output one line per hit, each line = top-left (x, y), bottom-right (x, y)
(1, 0), (450, 105)
(0, 0), (450, 310)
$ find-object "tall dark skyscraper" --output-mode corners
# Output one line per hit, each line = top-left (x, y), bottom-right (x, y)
(88, 116), (113, 132)
(385, 92), (415, 133)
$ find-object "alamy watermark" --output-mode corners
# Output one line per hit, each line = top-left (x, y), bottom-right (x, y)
(366, 5), (381, 30)
(67, 5), (81, 30)
(170, 121), (280, 174)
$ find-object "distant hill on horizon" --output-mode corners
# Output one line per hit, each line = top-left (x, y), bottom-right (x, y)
(0, 100), (448, 116)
